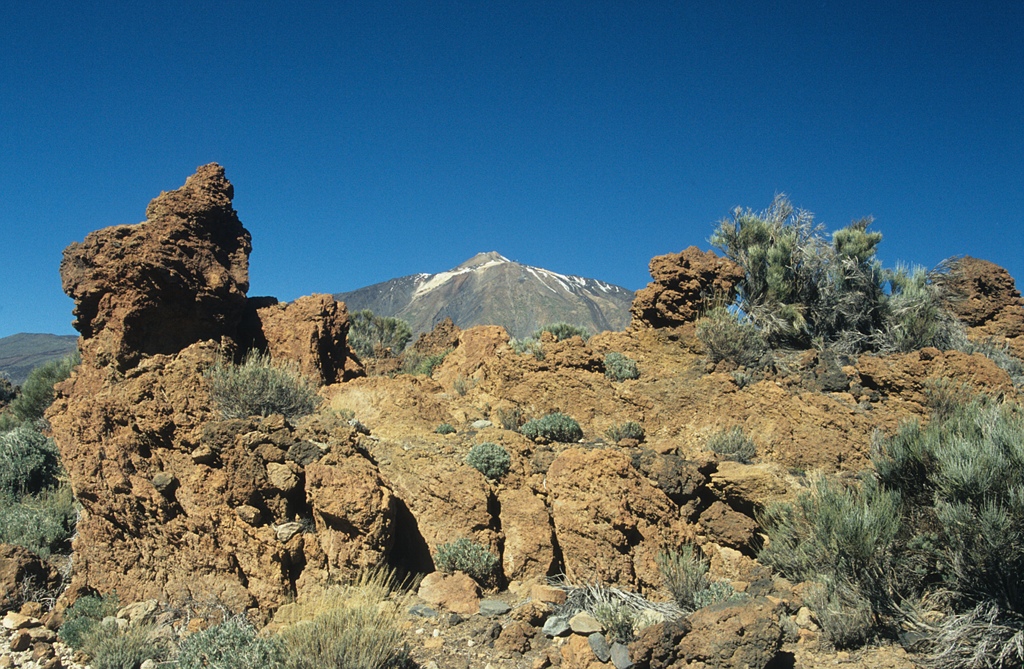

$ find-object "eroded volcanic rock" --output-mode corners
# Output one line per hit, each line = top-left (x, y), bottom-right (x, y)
(61, 163), (252, 369)
(943, 256), (1024, 359)
(48, 165), (377, 615)
(630, 246), (744, 329)
(242, 294), (363, 384)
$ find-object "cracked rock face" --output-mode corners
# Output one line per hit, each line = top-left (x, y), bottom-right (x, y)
(630, 246), (744, 329)
(61, 163), (252, 370)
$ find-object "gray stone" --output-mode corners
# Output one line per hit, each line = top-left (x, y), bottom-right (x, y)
(611, 642), (633, 669)
(471, 419), (493, 429)
(151, 472), (177, 495)
(479, 599), (511, 617)
(542, 615), (570, 637)
(275, 522), (302, 542)
(588, 632), (611, 662)
(287, 440), (325, 466)
(569, 611), (604, 634)
(409, 604), (438, 618)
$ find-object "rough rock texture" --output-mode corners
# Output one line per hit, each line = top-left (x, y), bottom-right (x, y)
(675, 598), (783, 669)
(943, 256), (1024, 359)
(244, 294), (363, 384)
(0, 546), (58, 612)
(498, 487), (557, 582)
(61, 164), (252, 370)
(48, 343), (391, 614)
(47, 166), (372, 615)
(547, 448), (692, 593)
(630, 247), (744, 329)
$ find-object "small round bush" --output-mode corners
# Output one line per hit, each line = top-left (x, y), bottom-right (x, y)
(177, 615), (284, 669)
(695, 307), (766, 368)
(433, 538), (499, 584)
(606, 421), (645, 443)
(706, 426), (757, 463)
(206, 350), (320, 420)
(435, 423), (456, 435)
(604, 352), (640, 381)
(466, 442), (511, 479)
(59, 593), (120, 650)
(520, 412), (583, 442)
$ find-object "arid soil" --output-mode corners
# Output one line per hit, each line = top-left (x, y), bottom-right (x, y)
(3, 165), (1021, 669)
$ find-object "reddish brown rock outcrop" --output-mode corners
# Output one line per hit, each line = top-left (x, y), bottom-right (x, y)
(630, 247), (744, 329)
(244, 294), (363, 384)
(546, 448), (692, 593)
(61, 164), (252, 369)
(47, 166), (377, 616)
(0, 545), (59, 612)
(943, 256), (1024, 359)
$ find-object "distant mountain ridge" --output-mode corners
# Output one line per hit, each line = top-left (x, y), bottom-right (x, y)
(334, 252), (635, 340)
(0, 333), (78, 385)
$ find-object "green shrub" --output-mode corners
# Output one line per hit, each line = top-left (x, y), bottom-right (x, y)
(206, 350), (320, 420)
(400, 349), (451, 376)
(706, 426), (757, 464)
(711, 196), (962, 355)
(178, 615), (284, 669)
(276, 569), (412, 669)
(695, 307), (767, 368)
(805, 578), (875, 649)
(348, 310), (412, 359)
(433, 538), (499, 584)
(758, 475), (900, 589)
(59, 592), (120, 650)
(0, 424), (63, 497)
(605, 421), (645, 443)
(496, 405), (526, 431)
(0, 373), (15, 405)
(604, 352), (640, 381)
(593, 599), (638, 644)
(873, 398), (1024, 666)
(520, 412), (583, 442)
(510, 338), (544, 360)
(535, 323), (590, 342)
(466, 442), (511, 479)
(874, 265), (968, 353)
(0, 484), (77, 557)
(656, 545), (735, 613)
(87, 622), (166, 669)
(435, 423), (456, 435)
(4, 353), (78, 427)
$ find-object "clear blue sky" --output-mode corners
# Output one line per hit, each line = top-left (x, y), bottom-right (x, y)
(2, 1), (1021, 338)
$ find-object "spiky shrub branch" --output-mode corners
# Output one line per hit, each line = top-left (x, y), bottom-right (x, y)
(710, 195), (962, 354)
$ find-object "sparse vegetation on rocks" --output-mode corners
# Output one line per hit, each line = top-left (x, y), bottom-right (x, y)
(706, 426), (758, 463)
(535, 322), (590, 342)
(657, 545), (738, 613)
(435, 422), (456, 434)
(206, 349), (321, 419)
(520, 412), (583, 442)
(178, 615), (285, 669)
(605, 421), (644, 443)
(433, 538), (499, 584)
(695, 307), (767, 368)
(604, 351), (640, 381)
(466, 442), (511, 479)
